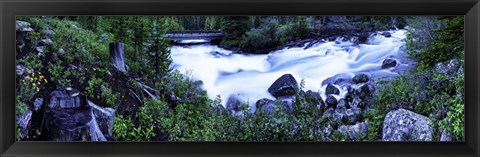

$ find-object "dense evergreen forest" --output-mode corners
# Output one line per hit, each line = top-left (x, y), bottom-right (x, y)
(15, 16), (464, 141)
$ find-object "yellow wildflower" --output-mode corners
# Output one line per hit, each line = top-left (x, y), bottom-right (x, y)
(22, 80), (26, 83)
(36, 87), (40, 92)
(44, 79), (47, 83)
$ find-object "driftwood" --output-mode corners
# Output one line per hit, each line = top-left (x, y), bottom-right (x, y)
(135, 81), (160, 101)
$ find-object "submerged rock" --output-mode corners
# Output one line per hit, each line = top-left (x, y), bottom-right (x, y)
(381, 32), (392, 37)
(382, 109), (433, 141)
(268, 74), (299, 98)
(382, 59), (397, 69)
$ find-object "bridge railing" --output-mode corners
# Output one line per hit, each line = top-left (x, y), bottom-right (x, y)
(163, 30), (224, 40)
(166, 30), (222, 34)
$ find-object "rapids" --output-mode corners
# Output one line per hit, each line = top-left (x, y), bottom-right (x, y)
(170, 30), (413, 111)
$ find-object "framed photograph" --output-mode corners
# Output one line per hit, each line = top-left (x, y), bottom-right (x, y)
(1, 0), (479, 156)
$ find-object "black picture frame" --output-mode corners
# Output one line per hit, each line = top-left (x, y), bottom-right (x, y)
(1, 0), (479, 157)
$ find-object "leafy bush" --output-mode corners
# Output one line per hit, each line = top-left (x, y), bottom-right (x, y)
(440, 103), (464, 141)
(113, 115), (136, 141)
(86, 76), (119, 108)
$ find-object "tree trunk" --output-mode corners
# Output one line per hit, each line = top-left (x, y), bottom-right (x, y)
(109, 42), (127, 73)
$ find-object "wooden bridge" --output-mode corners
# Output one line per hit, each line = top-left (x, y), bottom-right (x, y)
(164, 30), (224, 42)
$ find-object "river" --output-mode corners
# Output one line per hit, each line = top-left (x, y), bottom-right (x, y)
(170, 30), (413, 111)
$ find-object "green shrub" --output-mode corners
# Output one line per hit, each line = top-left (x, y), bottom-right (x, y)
(86, 76), (119, 108)
(113, 115), (136, 141)
(440, 103), (464, 141)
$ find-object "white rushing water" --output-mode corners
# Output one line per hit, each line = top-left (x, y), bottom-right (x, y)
(170, 30), (411, 111)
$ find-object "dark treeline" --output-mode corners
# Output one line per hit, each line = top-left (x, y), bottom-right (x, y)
(59, 16), (406, 54)
(175, 16), (407, 53)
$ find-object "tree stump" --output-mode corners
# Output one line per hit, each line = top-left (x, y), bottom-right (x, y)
(109, 42), (127, 72)
(43, 88), (107, 141)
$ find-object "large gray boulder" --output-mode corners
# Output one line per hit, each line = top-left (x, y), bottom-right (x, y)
(382, 109), (433, 141)
(434, 59), (460, 75)
(267, 74), (299, 98)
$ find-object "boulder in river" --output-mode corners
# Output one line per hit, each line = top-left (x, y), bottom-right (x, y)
(302, 90), (324, 105)
(256, 98), (276, 113)
(325, 95), (338, 108)
(382, 58), (397, 69)
(345, 107), (362, 124)
(335, 98), (347, 113)
(352, 73), (369, 84)
(267, 74), (299, 98)
(226, 94), (243, 113)
(382, 109), (433, 141)
(381, 32), (392, 37)
(325, 83), (340, 95)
